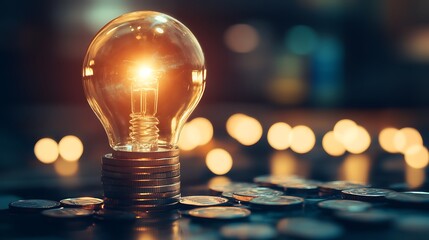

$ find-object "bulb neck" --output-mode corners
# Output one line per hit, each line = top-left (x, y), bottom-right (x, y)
(129, 114), (159, 151)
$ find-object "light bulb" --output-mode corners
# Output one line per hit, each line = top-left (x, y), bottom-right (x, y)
(82, 11), (206, 211)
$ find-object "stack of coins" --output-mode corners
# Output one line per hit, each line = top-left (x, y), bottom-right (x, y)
(101, 149), (181, 213)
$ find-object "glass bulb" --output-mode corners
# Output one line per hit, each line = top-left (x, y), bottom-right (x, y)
(83, 11), (206, 152)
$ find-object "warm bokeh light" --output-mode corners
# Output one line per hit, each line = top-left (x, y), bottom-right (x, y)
(344, 126), (371, 154)
(226, 114), (263, 146)
(405, 164), (426, 189)
(333, 119), (358, 146)
(404, 145), (429, 169)
(289, 125), (316, 154)
(224, 24), (260, 53)
(269, 152), (297, 176)
(339, 154), (370, 184)
(394, 127), (423, 153)
(267, 122), (292, 150)
(54, 159), (79, 177)
(58, 135), (84, 162)
(191, 117), (214, 146)
(178, 122), (200, 151)
(322, 131), (346, 156)
(34, 138), (59, 164)
(206, 148), (233, 175)
(379, 128), (400, 153)
(208, 176), (232, 189)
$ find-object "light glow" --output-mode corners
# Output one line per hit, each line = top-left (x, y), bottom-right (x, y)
(206, 148), (233, 175)
(404, 145), (429, 169)
(379, 128), (399, 153)
(54, 159), (79, 177)
(344, 126), (371, 154)
(226, 114), (263, 146)
(267, 122), (292, 150)
(340, 154), (370, 184)
(58, 135), (84, 162)
(270, 152), (297, 176)
(34, 138), (59, 164)
(178, 123), (200, 151)
(289, 125), (316, 154)
(394, 128), (423, 154)
(224, 24), (259, 53)
(322, 131), (346, 156)
(333, 119), (358, 146)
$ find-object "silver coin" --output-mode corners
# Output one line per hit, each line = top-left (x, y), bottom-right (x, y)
(102, 169), (180, 179)
(318, 200), (371, 212)
(103, 182), (180, 193)
(253, 175), (302, 187)
(94, 209), (137, 222)
(249, 196), (304, 209)
(179, 196), (229, 207)
(102, 163), (180, 173)
(9, 199), (60, 212)
(277, 217), (343, 239)
(60, 197), (103, 210)
(278, 182), (319, 195)
(102, 176), (180, 186)
(209, 182), (258, 194)
(221, 223), (277, 240)
(342, 188), (394, 202)
(232, 187), (283, 202)
(103, 154), (179, 167)
(188, 206), (251, 220)
(104, 189), (181, 199)
(42, 208), (94, 219)
(386, 192), (429, 207)
(319, 181), (370, 194)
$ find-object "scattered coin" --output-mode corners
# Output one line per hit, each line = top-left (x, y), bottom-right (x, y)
(60, 197), (103, 210)
(403, 191), (429, 195)
(278, 182), (319, 196)
(253, 175), (302, 187)
(319, 181), (370, 195)
(341, 188), (394, 202)
(334, 210), (394, 227)
(188, 207), (251, 220)
(249, 195), (304, 210)
(179, 196), (229, 208)
(221, 223), (277, 240)
(385, 192), (429, 208)
(42, 208), (94, 219)
(9, 199), (60, 212)
(318, 200), (371, 212)
(277, 217), (343, 240)
(209, 182), (258, 195)
(232, 187), (283, 202)
(94, 209), (137, 222)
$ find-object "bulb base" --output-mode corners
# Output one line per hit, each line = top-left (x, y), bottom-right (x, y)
(101, 148), (180, 213)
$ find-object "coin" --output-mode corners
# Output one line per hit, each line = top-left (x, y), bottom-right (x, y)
(277, 217), (343, 240)
(385, 191), (429, 208)
(319, 181), (370, 195)
(318, 200), (371, 212)
(341, 188), (394, 202)
(104, 189), (181, 199)
(42, 208), (94, 219)
(105, 202), (178, 212)
(278, 182), (319, 196)
(60, 197), (103, 210)
(179, 196), (229, 208)
(209, 182), (258, 195)
(232, 187), (283, 202)
(9, 199), (60, 212)
(102, 176), (180, 186)
(94, 209), (137, 222)
(249, 196), (304, 210)
(188, 207), (251, 220)
(102, 163), (180, 173)
(104, 195), (180, 206)
(102, 169), (180, 179)
(220, 223), (277, 240)
(103, 154), (179, 167)
(103, 182), (180, 193)
(334, 210), (394, 227)
(253, 175), (302, 187)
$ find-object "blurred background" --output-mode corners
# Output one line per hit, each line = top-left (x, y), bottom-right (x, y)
(1, 0), (429, 195)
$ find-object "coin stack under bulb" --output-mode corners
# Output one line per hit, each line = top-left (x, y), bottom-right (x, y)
(101, 149), (180, 213)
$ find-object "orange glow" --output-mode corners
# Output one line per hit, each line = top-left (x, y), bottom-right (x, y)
(178, 122), (200, 151)
(192, 70), (205, 84)
(136, 66), (153, 80)
(226, 114), (263, 146)
(379, 128), (399, 153)
(208, 176), (232, 189)
(224, 24), (259, 53)
(34, 138), (59, 164)
(54, 159), (79, 177)
(405, 164), (426, 189)
(344, 126), (371, 154)
(394, 128), (423, 153)
(333, 119), (358, 146)
(267, 122), (292, 150)
(192, 117), (214, 146)
(58, 135), (84, 162)
(340, 154), (370, 184)
(269, 152), (297, 176)
(289, 125), (315, 154)
(322, 131), (346, 156)
(206, 148), (233, 175)
(404, 145), (429, 169)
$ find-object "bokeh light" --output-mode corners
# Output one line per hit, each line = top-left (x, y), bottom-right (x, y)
(34, 138), (59, 164)
(379, 128), (399, 153)
(289, 125), (316, 154)
(58, 135), (84, 162)
(54, 159), (79, 177)
(404, 145), (429, 169)
(394, 127), (423, 154)
(269, 152), (297, 176)
(206, 148), (233, 175)
(224, 24), (260, 53)
(333, 119), (358, 145)
(344, 126), (371, 154)
(406, 165), (426, 189)
(178, 122), (200, 151)
(191, 117), (214, 146)
(208, 176), (232, 189)
(340, 154), (370, 184)
(267, 122), (292, 150)
(322, 131), (346, 156)
(226, 114), (263, 146)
